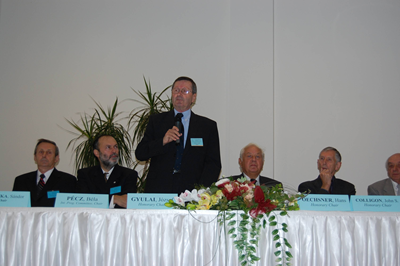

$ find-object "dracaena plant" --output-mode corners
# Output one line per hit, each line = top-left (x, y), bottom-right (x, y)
(127, 76), (173, 192)
(65, 97), (133, 174)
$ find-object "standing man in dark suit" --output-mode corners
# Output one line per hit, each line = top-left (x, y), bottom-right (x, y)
(135, 76), (221, 194)
(13, 138), (76, 207)
(298, 147), (356, 196)
(77, 135), (138, 208)
(231, 143), (282, 188)
(368, 153), (400, 195)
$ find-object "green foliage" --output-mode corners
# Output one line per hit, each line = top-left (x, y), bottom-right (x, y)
(65, 76), (172, 192)
(127, 76), (173, 192)
(65, 98), (133, 173)
(165, 179), (307, 265)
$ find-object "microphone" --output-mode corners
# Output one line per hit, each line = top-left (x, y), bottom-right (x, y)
(174, 113), (183, 144)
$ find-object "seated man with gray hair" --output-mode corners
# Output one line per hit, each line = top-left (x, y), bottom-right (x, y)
(368, 153), (400, 195)
(298, 146), (356, 195)
(231, 143), (282, 188)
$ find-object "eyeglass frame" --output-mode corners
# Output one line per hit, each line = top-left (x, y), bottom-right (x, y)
(171, 87), (193, 95)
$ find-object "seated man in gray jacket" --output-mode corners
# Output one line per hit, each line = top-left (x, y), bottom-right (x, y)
(368, 153), (400, 195)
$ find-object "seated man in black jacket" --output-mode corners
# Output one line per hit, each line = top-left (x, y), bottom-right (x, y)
(298, 146), (356, 196)
(231, 143), (281, 188)
(77, 135), (138, 208)
(13, 138), (76, 207)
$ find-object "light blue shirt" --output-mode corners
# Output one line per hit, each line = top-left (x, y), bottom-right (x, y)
(174, 109), (191, 147)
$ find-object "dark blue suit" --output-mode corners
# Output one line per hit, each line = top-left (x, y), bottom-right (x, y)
(76, 164), (138, 208)
(135, 110), (221, 194)
(13, 168), (76, 207)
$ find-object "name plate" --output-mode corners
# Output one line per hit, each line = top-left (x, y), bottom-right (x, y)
(351, 196), (400, 212)
(127, 193), (177, 209)
(55, 193), (109, 209)
(0, 191), (31, 207)
(298, 194), (351, 211)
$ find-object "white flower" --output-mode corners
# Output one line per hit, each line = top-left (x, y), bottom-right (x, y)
(179, 190), (194, 202)
(174, 196), (185, 206)
(215, 178), (230, 186)
(191, 188), (207, 202)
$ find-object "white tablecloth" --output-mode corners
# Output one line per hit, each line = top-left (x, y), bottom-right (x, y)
(0, 208), (399, 266)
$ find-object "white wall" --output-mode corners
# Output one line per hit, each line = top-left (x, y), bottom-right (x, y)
(0, 0), (399, 195)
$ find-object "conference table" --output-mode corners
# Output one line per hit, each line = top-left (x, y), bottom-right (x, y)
(0, 207), (399, 266)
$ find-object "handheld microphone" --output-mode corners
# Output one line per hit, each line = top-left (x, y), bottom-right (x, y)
(174, 114), (183, 144)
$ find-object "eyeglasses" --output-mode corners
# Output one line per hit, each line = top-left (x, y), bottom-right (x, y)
(172, 88), (192, 95)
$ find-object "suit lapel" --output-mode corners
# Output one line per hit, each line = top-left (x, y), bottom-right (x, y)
(108, 165), (121, 187)
(184, 111), (198, 153)
(383, 179), (395, 195)
(93, 165), (109, 193)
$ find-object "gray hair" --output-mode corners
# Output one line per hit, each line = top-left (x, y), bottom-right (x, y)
(239, 143), (265, 161)
(385, 153), (400, 171)
(319, 146), (341, 163)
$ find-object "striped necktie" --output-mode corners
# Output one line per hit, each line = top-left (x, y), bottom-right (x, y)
(37, 174), (45, 196)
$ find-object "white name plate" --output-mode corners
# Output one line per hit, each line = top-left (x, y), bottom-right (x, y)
(0, 191), (31, 207)
(351, 196), (400, 212)
(55, 193), (109, 209)
(127, 193), (177, 209)
(298, 194), (351, 211)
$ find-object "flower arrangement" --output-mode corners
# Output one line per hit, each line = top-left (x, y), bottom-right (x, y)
(165, 177), (306, 265)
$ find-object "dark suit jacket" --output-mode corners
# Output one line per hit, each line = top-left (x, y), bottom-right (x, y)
(368, 178), (395, 195)
(298, 176), (356, 196)
(13, 168), (77, 207)
(231, 174), (282, 188)
(76, 164), (138, 208)
(135, 110), (221, 194)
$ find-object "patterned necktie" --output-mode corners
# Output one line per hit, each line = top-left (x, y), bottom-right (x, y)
(37, 174), (45, 196)
(251, 179), (257, 185)
(173, 113), (184, 173)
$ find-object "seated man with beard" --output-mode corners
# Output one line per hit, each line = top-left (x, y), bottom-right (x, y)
(76, 135), (138, 208)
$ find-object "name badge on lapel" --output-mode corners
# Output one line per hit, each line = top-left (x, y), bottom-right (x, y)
(47, 191), (59, 199)
(191, 138), (203, 146)
(110, 186), (121, 195)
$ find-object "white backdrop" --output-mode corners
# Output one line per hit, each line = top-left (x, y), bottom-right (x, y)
(0, 0), (399, 195)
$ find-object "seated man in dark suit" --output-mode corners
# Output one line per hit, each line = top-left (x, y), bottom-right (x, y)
(368, 153), (400, 195)
(13, 138), (77, 207)
(298, 146), (356, 195)
(231, 143), (281, 188)
(77, 135), (138, 208)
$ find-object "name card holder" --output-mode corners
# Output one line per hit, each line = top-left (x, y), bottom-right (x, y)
(55, 193), (109, 209)
(351, 195), (400, 212)
(0, 191), (31, 207)
(127, 193), (177, 209)
(298, 194), (351, 211)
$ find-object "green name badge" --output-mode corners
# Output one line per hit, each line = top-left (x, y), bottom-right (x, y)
(298, 194), (351, 211)
(0, 191), (31, 207)
(127, 193), (177, 209)
(350, 195), (400, 212)
(55, 193), (109, 209)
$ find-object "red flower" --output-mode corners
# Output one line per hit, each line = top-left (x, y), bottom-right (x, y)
(249, 186), (277, 218)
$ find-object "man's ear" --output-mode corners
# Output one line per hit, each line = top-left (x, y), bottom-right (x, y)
(94, 149), (100, 159)
(335, 161), (342, 172)
(55, 155), (60, 165)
